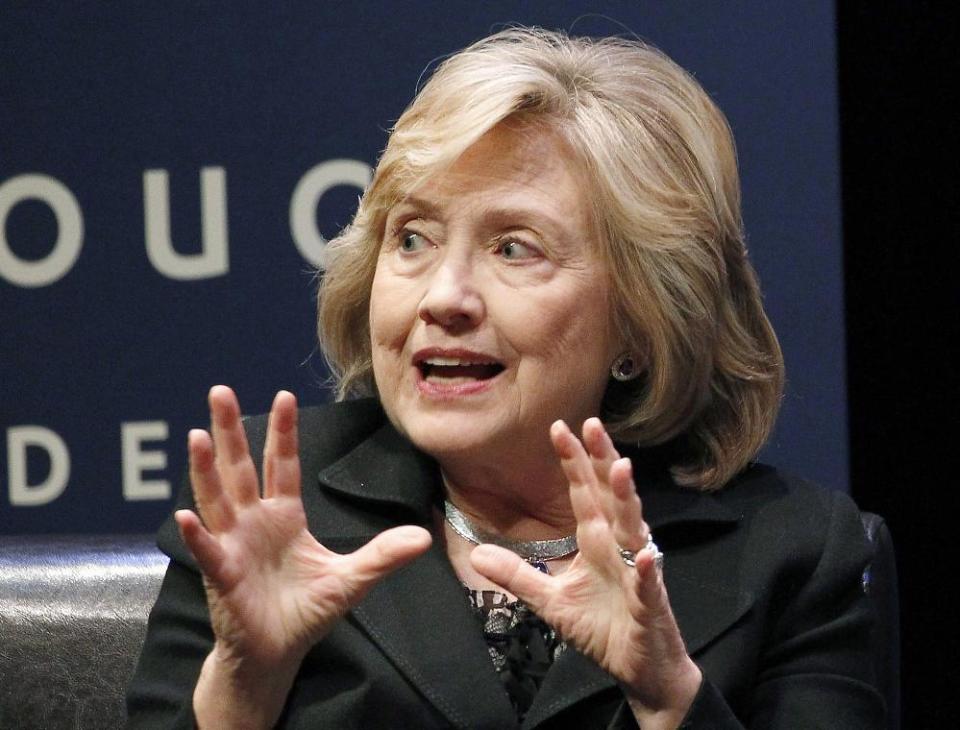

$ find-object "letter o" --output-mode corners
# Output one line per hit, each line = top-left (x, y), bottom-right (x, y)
(289, 159), (372, 269)
(0, 174), (84, 287)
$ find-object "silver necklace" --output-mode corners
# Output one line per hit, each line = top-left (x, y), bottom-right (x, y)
(443, 500), (578, 565)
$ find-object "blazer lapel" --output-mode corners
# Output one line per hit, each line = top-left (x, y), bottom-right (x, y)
(315, 424), (519, 730)
(639, 478), (754, 656)
(352, 543), (519, 730)
(521, 646), (618, 729)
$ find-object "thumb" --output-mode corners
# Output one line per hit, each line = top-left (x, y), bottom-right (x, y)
(344, 525), (432, 595)
(470, 544), (553, 610)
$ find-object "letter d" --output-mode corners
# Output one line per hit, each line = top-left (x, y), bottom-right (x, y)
(7, 426), (70, 506)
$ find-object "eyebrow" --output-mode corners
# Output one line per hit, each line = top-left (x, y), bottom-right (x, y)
(389, 196), (444, 220)
(390, 195), (567, 240)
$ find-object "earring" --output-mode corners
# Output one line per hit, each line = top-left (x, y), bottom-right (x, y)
(610, 352), (640, 383)
(610, 353), (640, 381)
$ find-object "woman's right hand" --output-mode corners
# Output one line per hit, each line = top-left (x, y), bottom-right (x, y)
(175, 386), (432, 729)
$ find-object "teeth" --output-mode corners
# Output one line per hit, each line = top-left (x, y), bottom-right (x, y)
(423, 357), (495, 366)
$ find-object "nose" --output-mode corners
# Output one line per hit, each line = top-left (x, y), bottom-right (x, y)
(417, 255), (485, 331)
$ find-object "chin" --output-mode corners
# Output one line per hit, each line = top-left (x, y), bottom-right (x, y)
(392, 409), (514, 462)
(377, 373), (551, 463)
(402, 415), (488, 456)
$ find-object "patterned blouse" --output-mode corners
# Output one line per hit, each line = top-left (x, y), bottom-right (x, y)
(464, 587), (567, 720)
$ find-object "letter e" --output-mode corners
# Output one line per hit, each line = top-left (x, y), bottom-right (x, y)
(121, 421), (171, 501)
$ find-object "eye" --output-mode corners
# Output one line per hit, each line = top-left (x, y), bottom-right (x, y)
(399, 231), (429, 253)
(497, 239), (538, 260)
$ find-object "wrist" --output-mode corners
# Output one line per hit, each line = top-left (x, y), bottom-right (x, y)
(193, 643), (304, 729)
(624, 657), (702, 730)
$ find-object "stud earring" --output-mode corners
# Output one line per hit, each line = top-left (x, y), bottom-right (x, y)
(610, 353), (640, 382)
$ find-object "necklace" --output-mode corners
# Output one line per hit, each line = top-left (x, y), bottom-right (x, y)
(443, 500), (578, 571)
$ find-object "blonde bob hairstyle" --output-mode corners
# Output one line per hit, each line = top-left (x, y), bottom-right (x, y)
(318, 27), (784, 491)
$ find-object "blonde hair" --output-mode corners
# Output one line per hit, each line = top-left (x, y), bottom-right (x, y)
(318, 27), (784, 490)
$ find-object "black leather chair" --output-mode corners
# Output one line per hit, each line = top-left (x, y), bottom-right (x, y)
(0, 514), (900, 728)
(860, 512), (901, 730)
(0, 535), (168, 729)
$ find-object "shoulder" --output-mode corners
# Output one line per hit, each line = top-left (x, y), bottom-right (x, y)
(647, 459), (871, 599)
(719, 463), (863, 527)
(242, 397), (388, 468)
(711, 464), (871, 595)
(717, 463), (866, 542)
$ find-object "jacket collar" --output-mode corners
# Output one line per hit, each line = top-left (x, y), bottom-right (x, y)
(317, 420), (440, 524)
(316, 420), (749, 728)
(316, 421), (742, 531)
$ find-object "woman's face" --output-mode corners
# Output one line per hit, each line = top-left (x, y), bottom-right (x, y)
(369, 123), (619, 464)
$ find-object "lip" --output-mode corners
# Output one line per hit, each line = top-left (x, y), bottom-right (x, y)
(412, 346), (505, 398)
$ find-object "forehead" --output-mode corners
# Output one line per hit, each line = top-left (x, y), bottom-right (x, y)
(390, 123), (595, 237)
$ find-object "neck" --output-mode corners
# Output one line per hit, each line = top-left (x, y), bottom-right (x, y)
(439, 457), (577, 541)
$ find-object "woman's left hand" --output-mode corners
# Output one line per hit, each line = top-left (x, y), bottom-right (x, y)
(470, 418), (702, 728)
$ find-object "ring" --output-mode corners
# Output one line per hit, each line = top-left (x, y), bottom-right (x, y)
(618, 534), (664, 571)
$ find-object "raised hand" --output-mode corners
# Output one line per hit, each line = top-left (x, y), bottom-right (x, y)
(176, 386), (432, 728)
(469, 417), (701, 728)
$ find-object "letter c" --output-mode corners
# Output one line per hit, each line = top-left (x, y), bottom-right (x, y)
(289, 159), (372, 269)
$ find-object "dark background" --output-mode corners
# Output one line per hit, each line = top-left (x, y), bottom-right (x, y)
(839, 2), (958, 726)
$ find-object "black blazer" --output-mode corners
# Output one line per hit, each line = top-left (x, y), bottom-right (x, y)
(126, 399), (885, 728)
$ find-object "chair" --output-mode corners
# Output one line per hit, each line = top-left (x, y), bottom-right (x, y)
(0, 535), (168, 729)
(860, 512), (901, 729)
(0, 513), (899, 728)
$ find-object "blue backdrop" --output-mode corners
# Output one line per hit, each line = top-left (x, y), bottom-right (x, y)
(0, 2), (846, 535)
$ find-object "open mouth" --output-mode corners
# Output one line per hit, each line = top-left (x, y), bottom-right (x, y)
(417, 356), (505, 383)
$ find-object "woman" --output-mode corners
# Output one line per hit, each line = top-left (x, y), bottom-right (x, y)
(128, 28), (883, 728)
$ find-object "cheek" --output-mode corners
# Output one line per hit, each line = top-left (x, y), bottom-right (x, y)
(522, 286), (613, 361)
(369, 270), (425, 406)
(506, 285), (616, 410)
(369, 267), (411, 350)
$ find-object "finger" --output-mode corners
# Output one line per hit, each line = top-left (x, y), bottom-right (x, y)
(582, 418), (620, 524)
(175, 509), (233, 589)
(341, 526), (433, 598)
(208, 385), (259, 505)
(609, 457), (647, 551)
(632, 544), (668, 611)
(188, 428), (234, 532)
(550, 420), (603, 523)
(470, 544), (553, 613)
(262, 390), (301, 499)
